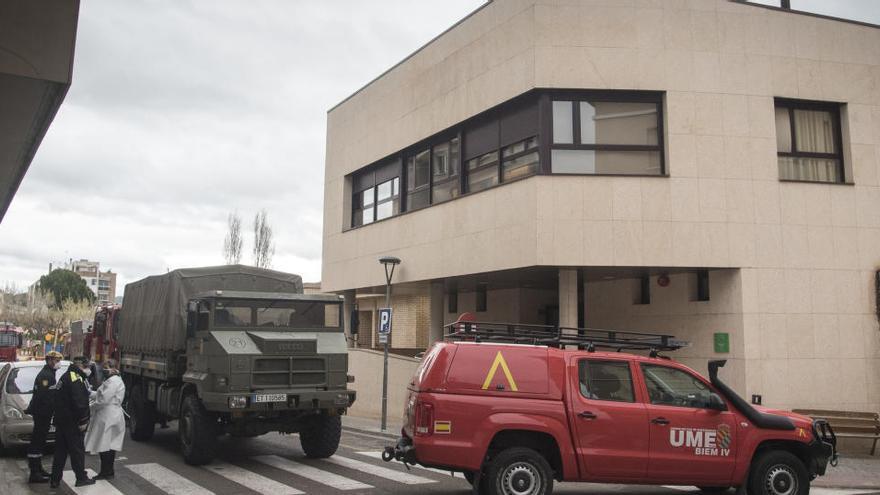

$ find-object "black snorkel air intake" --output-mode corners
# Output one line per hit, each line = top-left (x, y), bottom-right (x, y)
(709, 360), (795, 431)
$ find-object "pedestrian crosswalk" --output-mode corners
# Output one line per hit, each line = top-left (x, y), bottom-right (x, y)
(49, 454), (880, 495)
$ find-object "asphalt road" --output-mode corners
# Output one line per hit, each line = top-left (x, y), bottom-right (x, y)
(2, 424), (877, 495)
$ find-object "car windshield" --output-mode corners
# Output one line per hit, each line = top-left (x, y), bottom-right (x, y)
(214, 299), (341, 329)
(0, 333), (18, 346)
(6, 365), (69, 394)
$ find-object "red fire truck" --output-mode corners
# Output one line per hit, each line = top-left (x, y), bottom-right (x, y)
(0, 323), (23, 362)
(76, 306), (121, 363)
(384, 320), (837, 495)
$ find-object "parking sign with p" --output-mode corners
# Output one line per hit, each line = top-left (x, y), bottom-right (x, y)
(378, 308), (392, 344)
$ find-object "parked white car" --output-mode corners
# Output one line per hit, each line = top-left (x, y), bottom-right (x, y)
(0, 360), (70, 451)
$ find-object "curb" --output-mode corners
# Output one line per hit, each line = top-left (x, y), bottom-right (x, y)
(342, 425), (399, 440)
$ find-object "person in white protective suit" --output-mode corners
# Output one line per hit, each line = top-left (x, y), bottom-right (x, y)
(84, 360), (126, 480)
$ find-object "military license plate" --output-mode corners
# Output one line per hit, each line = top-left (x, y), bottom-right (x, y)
(253, 394), (286, 403)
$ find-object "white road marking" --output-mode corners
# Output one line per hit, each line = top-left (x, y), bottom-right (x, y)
(322, 455), (437, 484)
(204, 461), (304, 495)
(812, 489), (879, 495)
(355, 451), (463, 478)
(127, 463), (214, 495)
(63, 468), (124, 495)
(253, 454), (372, 490)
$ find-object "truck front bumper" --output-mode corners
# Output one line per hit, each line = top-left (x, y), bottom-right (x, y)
(809, 419), (838, 477)
(200, 389), (356, 412)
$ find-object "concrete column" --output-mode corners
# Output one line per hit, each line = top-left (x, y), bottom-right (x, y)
(429, 281), (445, 346)
(558, 269), (578, 329)
(342, 290), (356, 348)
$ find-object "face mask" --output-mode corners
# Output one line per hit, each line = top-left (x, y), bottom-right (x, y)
(82, 367), (92, 377)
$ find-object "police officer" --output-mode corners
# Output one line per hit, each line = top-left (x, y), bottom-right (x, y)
(49, 356), (95, 488)
(23, 351), (62, 483)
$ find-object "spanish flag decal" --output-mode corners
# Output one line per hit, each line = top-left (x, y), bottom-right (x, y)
(434, 421), (452, 434)
(481, 351), (519, 392)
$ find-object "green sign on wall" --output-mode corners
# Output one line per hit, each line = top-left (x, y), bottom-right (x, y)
(714, 332), (730, 353)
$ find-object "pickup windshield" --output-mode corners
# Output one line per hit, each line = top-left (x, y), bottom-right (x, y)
(214, 299), (341, 329)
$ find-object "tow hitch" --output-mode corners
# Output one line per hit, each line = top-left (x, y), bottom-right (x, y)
(383, 437), (417, 467)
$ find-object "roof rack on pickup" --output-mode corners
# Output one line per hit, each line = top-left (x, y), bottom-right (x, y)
(443, 320), (688, 352)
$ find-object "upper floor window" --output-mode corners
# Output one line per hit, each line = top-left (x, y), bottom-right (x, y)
(351, 159), (400, 227)
(550, 93), (663, 176)
(774, 98), (844, 184)
(431, 137), (461, 204)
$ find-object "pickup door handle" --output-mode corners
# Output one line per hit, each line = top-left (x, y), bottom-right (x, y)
(578, 411), (597, 419)
(651, 417), (671, 425)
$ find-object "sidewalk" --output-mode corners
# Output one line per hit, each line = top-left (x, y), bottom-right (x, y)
(342, 414), (402, 439)
(813, 455), (880, 489)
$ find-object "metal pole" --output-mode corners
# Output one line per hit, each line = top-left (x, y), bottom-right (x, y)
(381, 269), (391, 432)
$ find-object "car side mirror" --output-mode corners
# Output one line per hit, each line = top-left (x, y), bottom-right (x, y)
(707, 393), (727, 411)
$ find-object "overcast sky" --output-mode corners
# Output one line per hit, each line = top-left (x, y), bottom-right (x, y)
(1, 0), (878, 295)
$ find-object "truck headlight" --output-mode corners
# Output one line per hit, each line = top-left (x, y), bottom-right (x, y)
(334, 393), (350, 406)
(216, 376), (228, 387)
(4, 407), (24, 419)
(228, 396), (248, 409)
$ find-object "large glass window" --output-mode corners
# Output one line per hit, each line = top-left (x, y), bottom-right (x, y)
(432, 138), (460, 204)
(407, 149), (430, 211)
(467, 151), (499, 193)
(551, 94), (663, 175)
(774, 99), (843, 183)
(641, 364), (715, 409)
(502, 136), (539, 181)
(578, 360), (635, 402)
(375, 177), (400, 221)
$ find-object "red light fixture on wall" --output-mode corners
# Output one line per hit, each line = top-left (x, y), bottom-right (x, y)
(657, 274), (670, 287)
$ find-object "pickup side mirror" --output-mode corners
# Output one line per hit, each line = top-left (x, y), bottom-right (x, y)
(707, 392), (727, 411)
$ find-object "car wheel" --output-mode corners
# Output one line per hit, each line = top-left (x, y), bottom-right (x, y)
(485, 447), (554, 495)
(748, 450), (810, 495)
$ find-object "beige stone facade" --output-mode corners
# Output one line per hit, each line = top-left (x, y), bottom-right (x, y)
(322, 0), (880, 412)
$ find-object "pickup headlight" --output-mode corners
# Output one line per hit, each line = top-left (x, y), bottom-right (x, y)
(4, 406), (24, 420)
(228, 396), (248, 409)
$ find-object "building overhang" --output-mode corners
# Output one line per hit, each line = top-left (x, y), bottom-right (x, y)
(0, 0), (79, 222)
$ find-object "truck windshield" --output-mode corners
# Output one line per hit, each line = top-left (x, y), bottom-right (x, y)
(6, 365), (69, 394)
(214, 299), (341, 329)
(0, 333), (18, 346)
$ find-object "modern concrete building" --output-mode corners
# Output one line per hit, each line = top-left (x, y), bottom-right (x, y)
(322, 0), (880, 413)
(0, 0), (80, 221)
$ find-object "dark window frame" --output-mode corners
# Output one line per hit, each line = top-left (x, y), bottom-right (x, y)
(774, 97), (846, 185)
(547, 89), (666, 176)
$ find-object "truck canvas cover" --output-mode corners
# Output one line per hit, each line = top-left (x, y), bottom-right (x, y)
(118, 265), (303, 352)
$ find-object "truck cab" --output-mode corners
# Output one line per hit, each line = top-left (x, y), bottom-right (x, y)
(386, 321), (836, 495)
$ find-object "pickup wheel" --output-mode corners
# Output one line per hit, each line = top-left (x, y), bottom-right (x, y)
(485, 447), (554, 495)
(299, 414), (341, 458)
(128, 385), (155, 441)
(179, 395), (218, 465)
(748, 451), (810, 495)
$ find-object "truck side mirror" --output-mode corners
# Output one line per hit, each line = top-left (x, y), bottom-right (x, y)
(350, 309), (359, 337)
(707, 393), (727, 411)
(186, 301), (197, 338)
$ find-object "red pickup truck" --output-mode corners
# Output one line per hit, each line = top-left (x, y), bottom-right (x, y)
(384, 321), (836, 495)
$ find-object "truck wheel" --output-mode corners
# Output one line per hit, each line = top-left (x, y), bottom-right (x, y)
(299, 414), (341, 458)
(129, 385), (156, 441)
(748, 451), (810, 495)
(179, 395), (218, 465)
(484, 447), (554, 495)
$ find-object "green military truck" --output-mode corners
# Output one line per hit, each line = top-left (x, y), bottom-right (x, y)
(117, 265), (355, 465)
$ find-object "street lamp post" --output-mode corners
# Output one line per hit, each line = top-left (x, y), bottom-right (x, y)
(378, 256), (401, 432)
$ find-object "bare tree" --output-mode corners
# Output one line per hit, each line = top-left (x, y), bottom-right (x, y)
(223, 211), (243, 265)
(252, 209), (275, 268)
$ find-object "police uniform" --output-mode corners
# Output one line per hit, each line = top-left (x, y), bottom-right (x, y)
(24, 363), (56, 481)
(49, 364), (92, 487)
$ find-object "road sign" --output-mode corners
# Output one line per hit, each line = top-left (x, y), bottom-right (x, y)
(378, 308), (392, 344)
